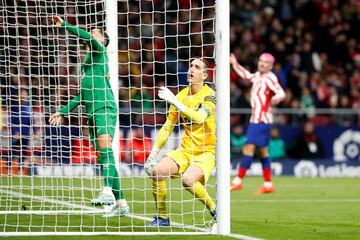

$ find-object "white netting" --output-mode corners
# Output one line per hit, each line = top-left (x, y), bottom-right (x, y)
(0, 0), (217, 235)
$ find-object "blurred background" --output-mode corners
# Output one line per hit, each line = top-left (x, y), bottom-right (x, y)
(228, 0), (360, 177)
(0, 0), (359, 177)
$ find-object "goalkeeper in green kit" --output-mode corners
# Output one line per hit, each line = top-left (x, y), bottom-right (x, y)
(48, 15), (130, 217)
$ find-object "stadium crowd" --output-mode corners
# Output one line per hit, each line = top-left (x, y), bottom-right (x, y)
(230, 0), (360, 125)
(0, 0), (360, 171)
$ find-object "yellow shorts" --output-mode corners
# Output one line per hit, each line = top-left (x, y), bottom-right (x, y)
(166, 148), (215, 183)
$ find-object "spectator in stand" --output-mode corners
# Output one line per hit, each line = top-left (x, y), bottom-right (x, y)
(230, 82), (242, 108)
(230, 124), (246, 159)
(1, 0), (358, 132)
(71, 127), (97, 164)
(327, 86), (339, 108)
(128, 127), (152, 165)
(9, 88), (31, 175)
(0, 125), (10, 175)
(0, 105), (10, 175)
(28, 128), (43, 158)
(25, 125), (45, 175)
(229, 0), (360, 125)
(130, 84), (152, 112)
(288, 121), (324, 159)
(119, 130), (127, 162)
(268, 127), (286, 160)
(0, 100), (2, 129)
(300, 87), (315, 118)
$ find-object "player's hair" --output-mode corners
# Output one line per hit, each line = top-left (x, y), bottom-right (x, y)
(101, 29), (109, 47)
(94, 28), (109, 47)
(192, 57), (210, 74)
(200, 58), (210, 74)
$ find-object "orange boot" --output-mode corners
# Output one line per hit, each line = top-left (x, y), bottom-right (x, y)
(230, 181), (243, 191)
(255, 185), (275, 195)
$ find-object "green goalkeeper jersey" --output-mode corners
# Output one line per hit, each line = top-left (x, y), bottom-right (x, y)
(59, 21), (117, 118)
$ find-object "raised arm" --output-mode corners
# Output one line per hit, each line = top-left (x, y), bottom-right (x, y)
(157, 87), (214, 124)
(230, 53), (255, 81)
(59, 93), (81, 117)
(49, 15), (104, 51)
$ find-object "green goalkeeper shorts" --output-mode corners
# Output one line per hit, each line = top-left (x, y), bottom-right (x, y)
(88, 108), (117, 151)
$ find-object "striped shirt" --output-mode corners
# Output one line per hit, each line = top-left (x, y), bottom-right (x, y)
(232, 63), (285, 124)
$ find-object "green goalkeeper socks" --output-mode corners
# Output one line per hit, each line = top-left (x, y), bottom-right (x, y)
(112, 167), (125, 200)
(99, 147), (125, 200)
(99, 148), (115, 187)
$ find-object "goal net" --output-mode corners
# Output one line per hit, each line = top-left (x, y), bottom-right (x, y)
(0, 0), (227, 236)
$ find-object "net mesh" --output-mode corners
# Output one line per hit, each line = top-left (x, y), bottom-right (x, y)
(0, 0), (216, 234)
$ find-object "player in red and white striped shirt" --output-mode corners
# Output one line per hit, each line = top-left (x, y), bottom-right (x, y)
(230, 53), (286, 194)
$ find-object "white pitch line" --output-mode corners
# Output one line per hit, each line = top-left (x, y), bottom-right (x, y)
(232, 199), (360, 203)
(4, 232), (262, 239)
(0, 188), (99, 211)
(0, 210), (105, 215)
(1, 188), (263, 240)
(0, 188), (208, 232)
(2, 232), (204, 236)
(229, 233), (264, 240)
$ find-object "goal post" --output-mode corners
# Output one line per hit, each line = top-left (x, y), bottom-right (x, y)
(215, 0), (230, 235)
(0, 0), (230, 236)
(105, 0), (120, 171)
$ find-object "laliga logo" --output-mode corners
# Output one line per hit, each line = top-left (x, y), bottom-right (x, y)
(333, 130), (360, 162)
(294, 161), (318, 177)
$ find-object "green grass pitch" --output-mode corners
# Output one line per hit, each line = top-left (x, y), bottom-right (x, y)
(1, 176), (359, 240)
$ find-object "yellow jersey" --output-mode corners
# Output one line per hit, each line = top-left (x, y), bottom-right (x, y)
(167, 84), (216, 154)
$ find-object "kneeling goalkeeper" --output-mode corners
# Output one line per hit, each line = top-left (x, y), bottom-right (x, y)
(48, 15), (129, 217)
(145, 58), (217, 226)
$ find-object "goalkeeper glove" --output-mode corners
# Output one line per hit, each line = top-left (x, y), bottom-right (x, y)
(158, 86), (186, 112)
(158, 86), (209, 124)
(144, 148), (159, 177)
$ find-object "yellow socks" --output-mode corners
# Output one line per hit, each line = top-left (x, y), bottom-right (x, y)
(152, 180), (215, 218)
(152, 179), (168, 218)
(187, 182), (216, 212)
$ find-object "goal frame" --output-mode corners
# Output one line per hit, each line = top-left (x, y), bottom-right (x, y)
(1, 0), (230, 236)
(107, 0), (230, 235)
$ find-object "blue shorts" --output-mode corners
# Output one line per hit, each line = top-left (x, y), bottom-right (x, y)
(246, 123), (271, 147)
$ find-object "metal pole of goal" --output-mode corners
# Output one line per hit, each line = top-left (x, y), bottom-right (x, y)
(215, 0), (230, 235)
(106, 0), (120, 170)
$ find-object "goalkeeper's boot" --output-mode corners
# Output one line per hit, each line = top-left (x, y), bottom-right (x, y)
(230, 182), (243, 191)
(91, 192), (115, 206)
(255, 185), (275, 195)
(210, 209), (217, 220)
(147, 216), (170, 227)
(102, 204), (130, 218)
